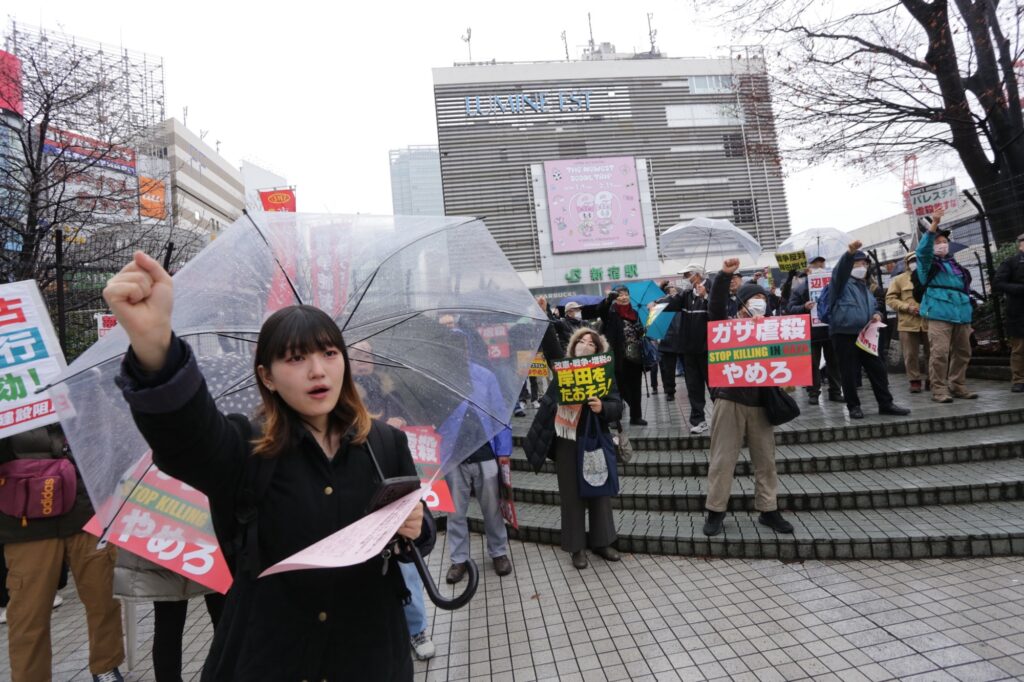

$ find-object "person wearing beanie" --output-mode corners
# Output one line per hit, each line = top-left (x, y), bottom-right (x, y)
(787, 256), (844, 404)
(886, 252), (930, 392)
(993, 231), (1024, 392)
(702, 258), (794, 537)
(917, 207), (977, 402)
(828, 240), (911, 419)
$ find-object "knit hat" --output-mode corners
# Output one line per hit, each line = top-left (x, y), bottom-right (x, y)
(736, 282), (765, 306)
(904, 252), (917, 264)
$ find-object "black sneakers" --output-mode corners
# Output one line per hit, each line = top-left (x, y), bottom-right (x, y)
(702, 511), (726, 536)
(758, 510), (794, 534)
(879, 403), (911, 416)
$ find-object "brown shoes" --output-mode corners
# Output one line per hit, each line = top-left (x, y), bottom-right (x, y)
(492, 555), (512, 576)
(446, 562), (468, 584)
(952, 391), (978, 399)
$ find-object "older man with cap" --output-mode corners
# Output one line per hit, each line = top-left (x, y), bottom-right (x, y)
(830, 241), (911, 419)
(787, 256), (844, 404)
(994, 231), (1024, 393)
(659, 263), (713, 433)
(886, 252), (929, 392)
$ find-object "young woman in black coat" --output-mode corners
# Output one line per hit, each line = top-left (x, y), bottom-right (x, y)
(103, 252), (434, 681)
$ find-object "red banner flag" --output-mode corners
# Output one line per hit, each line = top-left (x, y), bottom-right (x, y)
(258, 188), (296, 212)
(707, 315), (813, 388)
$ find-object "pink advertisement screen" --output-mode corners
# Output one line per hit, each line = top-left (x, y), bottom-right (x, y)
(545, 156), (645, 254)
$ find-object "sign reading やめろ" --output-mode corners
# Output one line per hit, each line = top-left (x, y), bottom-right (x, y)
(0, 281), (67, 439)
(707, 315), (812, 388)
(553, 352), (615, 404)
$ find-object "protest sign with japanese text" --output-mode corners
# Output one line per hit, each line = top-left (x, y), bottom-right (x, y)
(84, 451), (232, 594)
(808, 273), (831, 327)
(552, 352), (615, 404)
(775, 250), (808, 272)
(0, 281), (67, 439)
(707, 315), (813, 388)
(908, 178), (958, 218)
(855, 320), (886, 356)
(516, 350), (549, 378)
(401, 426), (455, 513)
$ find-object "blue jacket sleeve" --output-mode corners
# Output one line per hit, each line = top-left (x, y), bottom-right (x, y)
(487, 372), (513, 457)
(916, 231), (935, 277)
(831, 251), (854, 303)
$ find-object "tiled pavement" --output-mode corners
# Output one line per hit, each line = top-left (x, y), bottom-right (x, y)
(5, 534), (1024, 681)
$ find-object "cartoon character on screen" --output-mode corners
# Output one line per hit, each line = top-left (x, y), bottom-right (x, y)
(595, 191), (616, 235)
(574, 193), (595, 238)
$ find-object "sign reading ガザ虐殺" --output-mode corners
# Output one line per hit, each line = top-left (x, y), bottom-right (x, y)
(553, 352), (615, 404)
(707, 315), (813, 388)
(0, 281), (67, 439)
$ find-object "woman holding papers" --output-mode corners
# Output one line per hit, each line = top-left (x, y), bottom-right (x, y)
(103, 252), (435, 681)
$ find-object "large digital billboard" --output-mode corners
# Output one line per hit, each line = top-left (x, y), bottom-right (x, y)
(544, 156), (645, 254)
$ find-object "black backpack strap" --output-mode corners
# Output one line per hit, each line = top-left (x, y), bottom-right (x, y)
(226, 414), (277, 579)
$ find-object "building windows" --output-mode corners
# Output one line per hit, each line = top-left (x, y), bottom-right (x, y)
(723, 134), (746, 158)
(665, 103), (744, 128)
(690, 75), (734, 94)
(732, 198), (757, 225)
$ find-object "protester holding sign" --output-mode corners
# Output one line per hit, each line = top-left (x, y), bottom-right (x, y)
(524, 329), (623, 570)
(916, 207), (977, 403)
(703, 259), (794, 538)
(787, 256), (844, 404)
(103, 252), (435, 681)
(829, 242), (911, 419)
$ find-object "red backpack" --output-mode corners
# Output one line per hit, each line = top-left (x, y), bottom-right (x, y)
(0, 457), (78, 526)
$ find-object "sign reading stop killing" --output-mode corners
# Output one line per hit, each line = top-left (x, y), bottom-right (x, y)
(707, 315), (813, 388)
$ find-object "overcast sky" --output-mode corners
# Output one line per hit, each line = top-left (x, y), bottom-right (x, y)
(9, 0), (975, 235)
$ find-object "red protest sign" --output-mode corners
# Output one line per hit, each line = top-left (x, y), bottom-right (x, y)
(402, 426), (455, 513)
(707, 315), (812, 388)
(84, 451), (232, 594)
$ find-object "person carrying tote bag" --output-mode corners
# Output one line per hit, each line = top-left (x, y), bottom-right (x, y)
(523, 328), (623, 570)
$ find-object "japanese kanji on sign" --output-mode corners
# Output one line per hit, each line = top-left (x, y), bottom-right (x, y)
(908, 178), (958, 218)
(0, 281), (68, 439)
(775, 250), (808, 272)
(707, 315), (813, 388)
(552, 352), (615, 404)
(401, 426), (455, 513)
(84, 451), (232, 594)
(808, 273), (831, 328)
(516, 350), (549, 378)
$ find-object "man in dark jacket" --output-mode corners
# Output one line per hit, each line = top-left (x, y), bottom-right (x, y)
(597, 287), (647, 425)
(787, 256), (843, 405)
(702, 259), (794, 537)
(661, 264), (712, 433)
(1, 425), (125, 682)
(654, 282), (685, 402)
(994, 232), (1024, 392)
(829, 241), (911, 419)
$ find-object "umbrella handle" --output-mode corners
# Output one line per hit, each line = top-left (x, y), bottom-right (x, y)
(400, 537), (479, 611)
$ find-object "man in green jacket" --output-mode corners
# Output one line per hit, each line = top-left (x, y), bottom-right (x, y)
(916, 208), (977, 403)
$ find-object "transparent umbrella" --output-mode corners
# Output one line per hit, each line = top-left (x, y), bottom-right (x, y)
(659, 217), (762, 266)
(777, 227), (850, 264)
(50, 212), (549, 606)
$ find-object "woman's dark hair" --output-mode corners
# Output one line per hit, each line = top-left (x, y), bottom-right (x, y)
(252, 305), (372, 457)
(568, 328), (608, 357)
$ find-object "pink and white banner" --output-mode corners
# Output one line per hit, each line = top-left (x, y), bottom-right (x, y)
(544, 157), (645, 254)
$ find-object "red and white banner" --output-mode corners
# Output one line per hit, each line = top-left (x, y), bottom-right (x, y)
(808, 273), (831, 328)
(707, 315), (813, 388)
(258, 188), (296, 212)
(85, 451), (232, 594)
(402, 426), (455, 513)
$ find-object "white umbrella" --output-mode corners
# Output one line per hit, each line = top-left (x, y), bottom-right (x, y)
(777, 227), (850, 263)
(659, 217), (763, 266)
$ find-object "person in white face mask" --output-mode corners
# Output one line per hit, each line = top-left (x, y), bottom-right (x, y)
(786, 256), (844, 404)
(702, 258), (793, 537)
(828, 241), (911, 419)
(916, 207), (977, 402)
(886, 252), (930, 392)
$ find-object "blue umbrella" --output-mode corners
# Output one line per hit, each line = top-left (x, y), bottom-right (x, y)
(644, 302), (676, 340)
(625, 280), (665, 311)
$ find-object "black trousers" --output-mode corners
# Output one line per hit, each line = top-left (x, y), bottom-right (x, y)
(658, 350), (680, 396)
(152, 593), (226, 682)
(809, 338), (843, 398)
(831, 333), (894, 410)
(682, 352), (710, 426)
(616, 360), (644, 422)
(554, 438), (616, 552)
